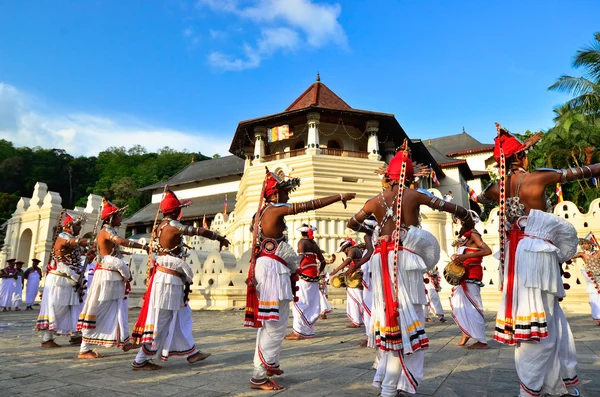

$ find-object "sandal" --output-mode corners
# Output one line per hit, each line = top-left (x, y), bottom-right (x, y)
(250, 378), (284, 390)
(132, 360), (162, 371)
(187, 351), (211, 364)
(78, 350), (105, 359)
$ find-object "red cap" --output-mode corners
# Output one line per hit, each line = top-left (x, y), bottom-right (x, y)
(264, 172), (280, 198)
(160, 187), (191, 214)
(493, 123), (542, 162)
(387, 151), (414, 181)
(101, 198), (120, 221)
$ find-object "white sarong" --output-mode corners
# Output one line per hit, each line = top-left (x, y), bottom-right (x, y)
(78, 255), (130, 349)
(36, 261), (81, 336)
(292, 279), (321, 337)
(25, 271), (41, 306)
(11, 275), (22, 309)
(425, 283), (443, 318)
(450, 282), (486, 343)
(252, 241), (299, 379)
(0, 275), (15, 308)
(347, 287), (364, 326)
(494, 210), (579, 397)
(319, 276), (333, 315)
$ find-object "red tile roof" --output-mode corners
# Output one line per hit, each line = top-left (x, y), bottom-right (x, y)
(285, 80), (352, 112)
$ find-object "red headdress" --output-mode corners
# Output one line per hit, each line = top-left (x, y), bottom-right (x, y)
(63, 211), (85, 226)
(387, 147), (414, 181)
(101, 198), (127, 221)
(493, 122), (542, 162)
(263, 171), (301, 199)
(160, 187), (191, 215)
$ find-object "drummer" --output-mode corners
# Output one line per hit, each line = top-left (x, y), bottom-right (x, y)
(330, 239), (364, 328)
(449, 211), (491, 349)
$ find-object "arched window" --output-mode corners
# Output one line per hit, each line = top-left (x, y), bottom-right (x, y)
(327, 139), (342, 149)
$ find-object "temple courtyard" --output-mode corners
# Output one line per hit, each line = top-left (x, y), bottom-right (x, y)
(0, 307), (599, 397)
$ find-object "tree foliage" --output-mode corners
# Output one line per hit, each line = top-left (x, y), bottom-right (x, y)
(0, 140), (208, 223)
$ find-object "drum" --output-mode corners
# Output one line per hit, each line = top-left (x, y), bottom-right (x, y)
(345, 271), (363, 289)
(330, 275), (346, 288)
(443, 261), (465, 286)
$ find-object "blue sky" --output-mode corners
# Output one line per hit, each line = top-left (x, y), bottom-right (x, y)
(0, 0), (598, 156)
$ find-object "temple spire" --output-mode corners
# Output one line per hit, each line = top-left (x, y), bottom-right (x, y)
(316, 72), (320, 82)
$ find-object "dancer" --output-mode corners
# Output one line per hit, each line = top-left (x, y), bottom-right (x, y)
(131, 188), (229, 370)
(358, 218), (377, 347)
(0, 259), (17, 311)
(572, 235), (600, 325)
(286, 224), (327, 340)
(11, 261), (24, 311)
(330, 238), (364, 328)
(479, 123), (590, 397)
(36, 212), (90, 348)
(24, 258), (43, 310)
(449, 213), (491, 349)
(318, 270), (333, 320)
(347, 143), (474, 397)
(244, 169), (355, 391)
(78, 199), (148, 359)
(424, 268), (446, 323)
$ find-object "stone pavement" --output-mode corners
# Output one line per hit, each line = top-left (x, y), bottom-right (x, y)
(0, 307), (599, 397)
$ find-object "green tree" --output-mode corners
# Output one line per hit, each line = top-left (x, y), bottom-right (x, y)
(548, 32), (600, 120)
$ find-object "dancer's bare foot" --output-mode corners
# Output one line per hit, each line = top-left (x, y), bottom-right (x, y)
(14, 307), (21, 311)
(345, 323), (362, 328)
(41, 340), (61, 348)
(1, 308), (6, 312)
(78, 350), (105, 359)
(457, 335), (470, 346)
(425, 317), (432, 323)
(187, 351), (211, 364)
(250, 378), (284, 390)
(357, 339), (368, 347)
(320, 314), (327, 320)
(132, 360), (162, 370)
(285, 332), (306, 340)
(466, 342), (489, 350)
(266, 368), (284, 376)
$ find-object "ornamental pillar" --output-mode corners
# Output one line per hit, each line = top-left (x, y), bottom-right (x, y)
(243, 145), (254, 168)
(383, 141), (396, 163)
(306, 112), (321, 155)
(366, 120), (380, 161)
(252, 126), (267, 164)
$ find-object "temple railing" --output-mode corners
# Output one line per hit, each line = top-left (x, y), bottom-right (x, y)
(321, 148), (369, 158)
(263, 148), (306, 162)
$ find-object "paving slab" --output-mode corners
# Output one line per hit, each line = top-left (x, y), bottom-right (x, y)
(0, 308), (598, 396)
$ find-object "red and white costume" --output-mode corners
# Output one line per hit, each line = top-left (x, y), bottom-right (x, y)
(450, 243), (486, 344)
(132, 190), (203, 363)
(78, 201), (131, 350)
(371, 227), (440, 396)
(36, 213), (85, 342)
(291, 225), (322, 338)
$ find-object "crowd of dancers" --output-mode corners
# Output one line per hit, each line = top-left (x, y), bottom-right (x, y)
(2, 123), (600, 397)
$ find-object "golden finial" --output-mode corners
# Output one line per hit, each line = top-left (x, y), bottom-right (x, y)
(316, 72), (320, 82)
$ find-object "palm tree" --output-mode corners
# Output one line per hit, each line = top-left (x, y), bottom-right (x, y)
(549, 32), (600, 120)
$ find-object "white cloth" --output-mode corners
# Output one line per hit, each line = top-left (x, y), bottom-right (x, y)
(11, 274), (22, 308)
(494, 210), (579, 396)
(425, 283), (444, 318)
(253, 302), (289, 379)
(319, 275), (332, 315)
(78, 255), (131, 348)
(292, 279), (321, 337)
(374, 305), (426, 396)
(0, 274), (15, 308)
(581, 269), (600, 321)
(362, 259), (373, 337)
(25, 270), (41, 306)
(346, 287), (364, 326)
(450, 283), (486, 343)
(134, 255), (197, 361)
(36, 261), (81, 336)
(516, 292), (578, 397)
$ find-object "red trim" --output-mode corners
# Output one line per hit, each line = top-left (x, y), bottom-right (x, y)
(398, 352), (418, 392)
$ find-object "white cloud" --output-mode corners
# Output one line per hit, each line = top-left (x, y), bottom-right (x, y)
(196, 0), (347, 71)
(0, 82), (231, 157)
